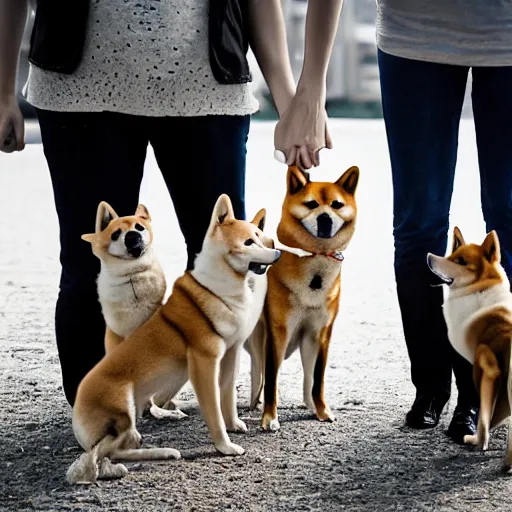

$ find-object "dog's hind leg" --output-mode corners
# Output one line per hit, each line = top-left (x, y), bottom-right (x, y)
(67, 434), (124, 485)
(247, 318), (266, 411)
(465, 345), (501, 451)
(110, 427), (181, 461)
(149, 368), (189, 420)
(311, 322), (336, 423)
(262, 320), (289, 432)
(501, 349), (512, 473)
(300, 333), (319, 413)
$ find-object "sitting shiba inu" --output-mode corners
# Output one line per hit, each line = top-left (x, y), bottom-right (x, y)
(427, 228), (512, 471)
(245, 165), (360, 431)
(66, 195), (281, 484)
(81, 201), (165, 352)
(81, 202), (183, 420)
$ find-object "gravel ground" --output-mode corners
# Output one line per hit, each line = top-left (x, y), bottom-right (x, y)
(1, 120), (509, 511)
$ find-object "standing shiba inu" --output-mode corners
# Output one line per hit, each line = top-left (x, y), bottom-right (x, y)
(245, 165), (359, 431)
(66, 195), (281, 484)
(81, 202), (183, 420)
(427, 228), (512, 471)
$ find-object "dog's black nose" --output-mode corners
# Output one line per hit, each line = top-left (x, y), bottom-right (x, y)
(317, 213), (333, 238)
(125, 230), (142, 249)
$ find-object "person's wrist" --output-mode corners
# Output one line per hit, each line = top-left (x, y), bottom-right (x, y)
(0, 90), (16, 105)
(269, 80), (296, 117)
(296, 76), (326, 104)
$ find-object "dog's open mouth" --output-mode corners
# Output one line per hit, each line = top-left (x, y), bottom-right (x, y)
(428, 262), (454, 285)
(248, 262), (268, 275)
(127, 246), (145, 259)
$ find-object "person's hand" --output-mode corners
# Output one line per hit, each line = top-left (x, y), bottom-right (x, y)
(274, 85), (332, 170)
(0, 94), (25, 153)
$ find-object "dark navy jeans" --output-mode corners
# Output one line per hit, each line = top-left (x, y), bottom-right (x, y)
(378, 49), (512, 406)
(36, 109), (250, 406)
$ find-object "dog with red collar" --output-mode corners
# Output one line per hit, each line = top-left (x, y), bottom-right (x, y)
(244, 165), (360, 431)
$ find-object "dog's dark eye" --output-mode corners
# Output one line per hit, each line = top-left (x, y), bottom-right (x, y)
(244, 239), (255, 246)
(135, 223), (145, 232)
(456, 257), (467, 266)
(111, 229), (122, 241)
(331, 200), (344, 209)
(304, 200), (319, 210)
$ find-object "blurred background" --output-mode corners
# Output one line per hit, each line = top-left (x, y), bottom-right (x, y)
(15, 0), (474, 121)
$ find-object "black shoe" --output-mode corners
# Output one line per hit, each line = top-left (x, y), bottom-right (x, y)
(447, 404), (478, 444)
(406, 394), (447, 429)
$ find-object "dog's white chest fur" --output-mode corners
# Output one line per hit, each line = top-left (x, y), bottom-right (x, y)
(97, 251), (166, 338)
(443, 282), (512, 363)
(214, 277), (267, 347)
(191, 266), (267, 350)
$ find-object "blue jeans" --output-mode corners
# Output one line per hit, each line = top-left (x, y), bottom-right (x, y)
(36, 109), (250, 405)
(378, 49), (512, 404)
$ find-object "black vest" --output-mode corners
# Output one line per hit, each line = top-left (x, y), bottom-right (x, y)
(28, 0), (252, 85)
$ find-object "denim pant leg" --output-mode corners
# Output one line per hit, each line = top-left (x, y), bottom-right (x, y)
(37, 109), (148, 406)
(378, 49), (470, 400)
(149, 115), (250, 270)
(472, 66), (512, 280)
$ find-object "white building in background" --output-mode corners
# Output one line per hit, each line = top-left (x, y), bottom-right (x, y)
(251, 0), (380, 104)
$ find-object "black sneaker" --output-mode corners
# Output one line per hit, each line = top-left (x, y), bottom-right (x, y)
(447, 404), (478, 444)
(406, 394), (448, 429)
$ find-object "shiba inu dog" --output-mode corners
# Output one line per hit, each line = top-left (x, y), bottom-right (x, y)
(66, 195), (281, 484)
(81, 202), (183, 420)
(246, 165), (360, 431)
(427, 228), (512, 471)
(81, 201), (166, 353)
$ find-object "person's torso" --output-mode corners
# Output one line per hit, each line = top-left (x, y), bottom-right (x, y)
(376, 0), (512, 66)
(25, 0), (258, 117)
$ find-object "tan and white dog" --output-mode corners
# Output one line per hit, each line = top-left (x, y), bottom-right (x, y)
(427, 228), (512, 471)
(66, 195), (281, 484)
(81, 202), (183, 420)
(245, 165), (360, 431)
(81, 201), (165, 353)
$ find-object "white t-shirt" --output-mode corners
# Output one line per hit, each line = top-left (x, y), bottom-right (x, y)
(377, 0), (512, 67)
(25, 0), (259, 117)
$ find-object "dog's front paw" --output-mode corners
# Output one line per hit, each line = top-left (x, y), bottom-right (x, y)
(66, 453), (99, 485)
(303, 395), (316, 412)
(215, 441), (245, 456)
(261, 413), (280, 432)
(226, 418), (248, 433)
(463, 434), (479, 446)
(316, 405), (336, 423)
(99, 458), (128, 480)
(150, 403), (188, 421)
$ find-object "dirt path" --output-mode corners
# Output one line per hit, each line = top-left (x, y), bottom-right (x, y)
(1, 123), (510, 511)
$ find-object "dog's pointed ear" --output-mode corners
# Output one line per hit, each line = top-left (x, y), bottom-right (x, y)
(96, 202), (119, 232)
(287, 165), (310, 195)
(336, 166), (359, 195)
(251, 208), (266, 231)
(452, 227), (466, 253)
(81, 233), (96, 244)
(482, 230), (501, 264)
(135, 204), (151, 221)
(208, 194), (235, 234)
